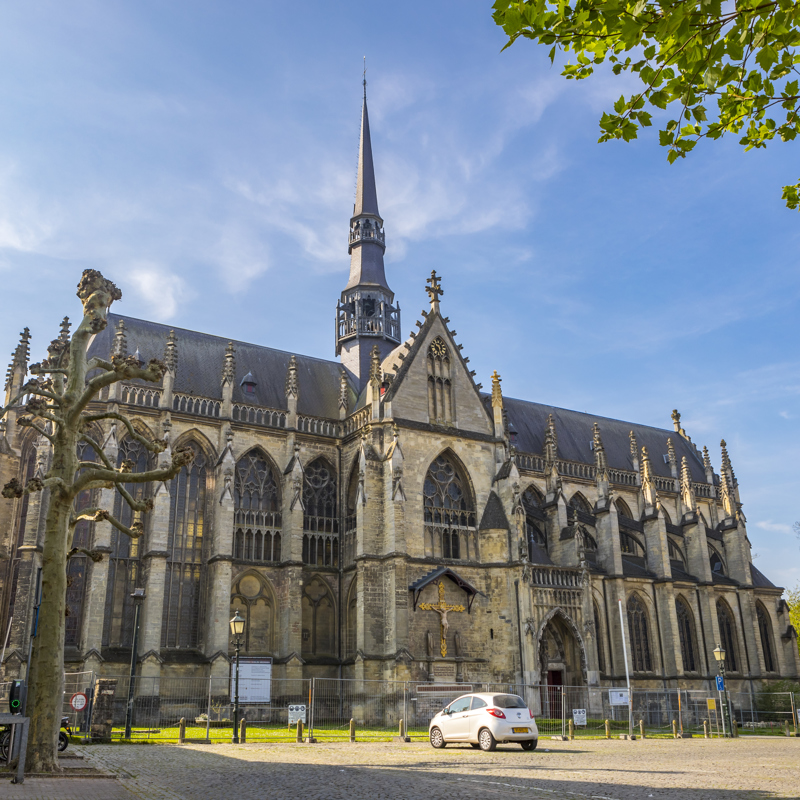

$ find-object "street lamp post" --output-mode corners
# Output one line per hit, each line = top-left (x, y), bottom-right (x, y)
(713, 644), (732, 737)
(124, 588), (146, 740)
(230, 609), (245, 744)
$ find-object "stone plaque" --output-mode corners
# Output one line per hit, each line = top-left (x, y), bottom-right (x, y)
(432, 662), (456, 681)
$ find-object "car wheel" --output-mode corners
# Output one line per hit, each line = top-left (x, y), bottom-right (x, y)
(430, 727), (446, 749)
(478, 728), (497, 752)
(520, 739), (537, 751)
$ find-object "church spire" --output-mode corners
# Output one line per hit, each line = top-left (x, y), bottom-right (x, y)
(336, 73), (401, 390)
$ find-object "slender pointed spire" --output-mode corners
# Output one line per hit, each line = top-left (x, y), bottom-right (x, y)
(354, 68), (379, 219)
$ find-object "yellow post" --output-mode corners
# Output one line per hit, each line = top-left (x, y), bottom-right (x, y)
(604, 719), (610, 739)
(399, 719), (405, 738)
(296, 720), (303, 743)
(568, 719), (574, 740)
(639, 719), (645, 739)
(672, 719), (678, 739)
(703, 720), (709, 739)
(349, 718), (356, 743)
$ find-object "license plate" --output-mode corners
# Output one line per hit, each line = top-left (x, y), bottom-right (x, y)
(512, 727), (529, 734)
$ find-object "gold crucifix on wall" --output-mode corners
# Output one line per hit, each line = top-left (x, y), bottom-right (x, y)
(419, 581), (465, 657)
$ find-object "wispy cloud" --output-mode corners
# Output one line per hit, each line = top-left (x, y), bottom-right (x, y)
(120, 263), (191, 320)
(755, 520), (793, 534)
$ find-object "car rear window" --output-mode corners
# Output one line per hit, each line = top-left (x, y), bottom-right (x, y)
(492, 694), (526, 708)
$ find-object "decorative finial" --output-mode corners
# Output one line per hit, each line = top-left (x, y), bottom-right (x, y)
(667, 437), (677, 470)
(285, 355), (299, 399)
(425, 270), (444, 311)
(222, 342), (235, 386)
(59, 317), (71, 343)
(629, 430), (638, 460)
(112, 319), (127, 358)
(703, 445), (711, 469)
(339, 369), (349, 411)
(369, 345), (382, 385)
(593, 422), (607, 472)
(544, 413), (558, 464)
(680, 455), (696, 513)
(164, 330), (178, 374)
(491, 370), (502, 407)
(363, 55), (367, 98)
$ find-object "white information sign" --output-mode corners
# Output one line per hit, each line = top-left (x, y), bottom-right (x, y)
(70, 692), (88, 711)
(609, 690), (629, 706)
(232, 657), (273, 704)
(288, 705), (307, 724)
(572, 708), (587, 726)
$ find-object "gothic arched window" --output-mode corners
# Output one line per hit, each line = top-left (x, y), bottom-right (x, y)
(675, 596), (698, 672)
(568, 492), (592, 519)
(756, 603), (776, 673)
(716, 599), (739, 672)
(620, 531), (645, 557)
(343, 463), (359, 568)
(302, 458), (338, 567)
(522, 485), (547, 558)
(103, 438), (149, 648)
(301, 576), (336, 657)
(345, 579), (357, 659)
(668, 538), (686, 568)
(423, 452), (476, 560)
(627, 593), (653, 672)
(65, 439), (98, 648)
(615, 497), (634, 519)
(234, 450), (281, 563)
(709, 546), (725, 575)
(427, 337), (453, 423)
(230, 572), (274, 655)
(161, 442), (207, 649)
(594, 601), (606, 674)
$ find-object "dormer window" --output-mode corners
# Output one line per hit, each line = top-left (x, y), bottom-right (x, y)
(240, 371), (257, 396)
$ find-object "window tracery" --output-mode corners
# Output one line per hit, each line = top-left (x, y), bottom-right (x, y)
(620, 531), (645, 558)
(301, 576), (336, 657)
(627, 593), (653, 672)
(756, 603), (776, 673)
(668, 538), (686, 568)
(423, 453), (476, 560)
(427, 337), (453, 423)
(522, 486), (547, 559)
(230, 573), (274, 654)
(302, 459), (338, 567)
(234, 450), (281, 563)
(103, 438), (149, 648)
(716, 600), (739, 672)
(675, 596), (698, 672)
(161, 442), (207, 649)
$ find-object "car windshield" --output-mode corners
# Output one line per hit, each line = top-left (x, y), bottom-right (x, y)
(492, 694), (526, 709)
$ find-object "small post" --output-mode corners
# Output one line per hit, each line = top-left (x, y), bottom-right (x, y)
(703, 720), (709, 739)
(399, 719), (405, 738)
(672, 719), (678, 739)
(785, 720), (791, 737)
(296, 719), (303, 743)
(568, 719), (574, 740)
(604, 719), (610, 739)
(179, 717), (186, 744)
(639, 719), (645, 739)
(240, 718), (247, 743)
(349, 718), (355, 743)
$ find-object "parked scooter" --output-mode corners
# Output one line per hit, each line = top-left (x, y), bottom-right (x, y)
(0, 716), (71, 761)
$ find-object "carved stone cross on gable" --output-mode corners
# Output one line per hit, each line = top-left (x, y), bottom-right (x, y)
(425, 270), (444, 311)
(419, 581), (465, 657)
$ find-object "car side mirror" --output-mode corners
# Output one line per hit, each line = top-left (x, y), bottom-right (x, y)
(442, 708), (449, 715)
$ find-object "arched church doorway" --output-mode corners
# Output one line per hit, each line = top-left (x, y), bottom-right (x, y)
(538, 611), (586, 717)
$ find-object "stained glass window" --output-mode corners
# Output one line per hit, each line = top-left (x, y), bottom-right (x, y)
(234, 450), (281, 563)
(716, 600), (739, 672)
(627, 594), (653, 672)
(522, 486), (547, 558)
(756, 603), (776, 673)
(302, 459), (338, 567)
(675, 597), (698, 672)
(423, 453), (476, 560)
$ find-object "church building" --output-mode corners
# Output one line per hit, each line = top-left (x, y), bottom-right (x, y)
(1, 85), (798, 696)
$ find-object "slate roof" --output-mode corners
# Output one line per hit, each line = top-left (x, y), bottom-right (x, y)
(90, 314), (354, 419)
(750, 564), (777, 589)
(479, 491), (510, 531)
(496, 395), (711, 483)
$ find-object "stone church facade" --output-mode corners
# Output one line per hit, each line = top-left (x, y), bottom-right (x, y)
(1, 88), (798, 695)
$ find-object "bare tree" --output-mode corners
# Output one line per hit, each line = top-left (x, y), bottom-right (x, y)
(1, 270), (192, 772)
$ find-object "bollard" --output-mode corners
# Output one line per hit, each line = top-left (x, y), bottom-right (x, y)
(568, 719), (574, 741)
(296, 720), (303, 743)
(672, 719), (678, 739)
(703, 720), (709, 739)
(240, 718), (247, 744)
(179, 717), (186, 744)
(732, 719), (738, 738)
(399, 719), (405, 738)
(604, 719), (610, 739)
(639, 720), (645, 739)
(349, 718), (356, 743)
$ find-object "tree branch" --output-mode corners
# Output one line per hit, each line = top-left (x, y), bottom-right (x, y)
(15, 418), (55, 443)
(68, 507), (143, 539)
(67, 547), (104, 563)
(78, 433), (116, 472)
(81, 411), (166, 454)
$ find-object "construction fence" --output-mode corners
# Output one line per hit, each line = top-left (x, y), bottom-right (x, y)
(40, 673), (800, 743)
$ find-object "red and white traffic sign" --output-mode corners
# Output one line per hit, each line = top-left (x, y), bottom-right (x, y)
(70, 692), (88, 711)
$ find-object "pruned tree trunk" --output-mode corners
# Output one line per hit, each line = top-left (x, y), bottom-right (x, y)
(1, 269), (193, 772)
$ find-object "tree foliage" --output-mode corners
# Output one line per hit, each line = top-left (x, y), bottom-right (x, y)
(787, 582), (800, 661)
(493, 0), (800, 208)
(1, 270), (192, 771)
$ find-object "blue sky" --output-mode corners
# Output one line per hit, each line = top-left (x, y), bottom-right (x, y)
(0, 1), (798, 589)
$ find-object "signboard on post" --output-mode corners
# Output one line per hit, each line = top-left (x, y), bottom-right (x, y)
(706, 698), (717, 711)
(288, 705), (306, 724)
(610, 690), (629, 706)
(716, 675), (725, 692)
(231, 657), (272, 704)
(70, 692), (88, 712)
(572, 708), (587, 726)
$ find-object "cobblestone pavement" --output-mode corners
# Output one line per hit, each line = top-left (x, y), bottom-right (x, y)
(3, 738), (798, 800)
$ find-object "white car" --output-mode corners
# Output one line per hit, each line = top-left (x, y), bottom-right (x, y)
(428, 692), (539, 751)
